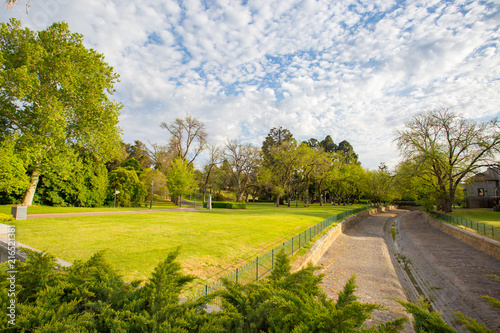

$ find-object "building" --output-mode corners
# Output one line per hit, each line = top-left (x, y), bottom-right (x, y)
(464, 167), (500, 209)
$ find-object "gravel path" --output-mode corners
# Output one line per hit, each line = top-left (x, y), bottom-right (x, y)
(317, 210), (412, 329)
(317, 208), (500, 332)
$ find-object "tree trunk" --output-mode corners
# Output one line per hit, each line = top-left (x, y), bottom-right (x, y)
(276, 196), (280, 207)
(22, 169), (40, 206)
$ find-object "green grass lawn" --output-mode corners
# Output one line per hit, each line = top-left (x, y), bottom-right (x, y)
(448, 208), (500, 227)
(9, 204), (367, 283)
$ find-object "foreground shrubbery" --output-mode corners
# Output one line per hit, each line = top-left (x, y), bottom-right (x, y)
(0, 249), (496, 332)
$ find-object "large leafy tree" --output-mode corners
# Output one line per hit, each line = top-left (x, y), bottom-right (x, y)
(395, 108), (500, 212)
(165, 157), (197, 206)
(259, 140), (300, 207)
(0, 19), (122, 206)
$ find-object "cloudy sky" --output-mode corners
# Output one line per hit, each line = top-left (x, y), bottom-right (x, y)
(2, 0), (499, 169)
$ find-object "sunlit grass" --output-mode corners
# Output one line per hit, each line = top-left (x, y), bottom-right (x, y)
(10, 204), (367, 282)
(449, 208), (500, 227)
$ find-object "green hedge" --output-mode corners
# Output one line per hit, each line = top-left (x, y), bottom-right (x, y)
(0, 213), (14, 222)
(202, 201), (246, 209)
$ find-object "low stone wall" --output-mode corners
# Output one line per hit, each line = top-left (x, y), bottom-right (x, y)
(422, 212), (500, 260)
(293, 206), (395, 271)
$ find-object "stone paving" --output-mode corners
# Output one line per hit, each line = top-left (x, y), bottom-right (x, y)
(317, 210), (413, 330)
(394, 211), (500, 332)
(317, 208), (500, 332)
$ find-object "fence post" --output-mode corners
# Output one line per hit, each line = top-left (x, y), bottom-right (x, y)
(292, 237), (294, 253)
(272, 248), (274, 270)
(236, 268), (239, 284)
(256, 257), (259, 282)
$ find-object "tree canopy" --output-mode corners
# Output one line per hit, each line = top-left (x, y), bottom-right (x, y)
(395, 108), (500, 212)
(0, 18), (122, 206)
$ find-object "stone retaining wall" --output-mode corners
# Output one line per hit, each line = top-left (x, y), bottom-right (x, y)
(422, 212), (500, 260)
(293, 206), (395, 271)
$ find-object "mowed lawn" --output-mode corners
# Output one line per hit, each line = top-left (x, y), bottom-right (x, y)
(10, 204), (367, 282)
(448, 208), (500, 227)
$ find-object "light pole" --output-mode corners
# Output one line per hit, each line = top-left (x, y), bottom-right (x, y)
(114, 190), (120, 209)
(150, 181), (154, 209)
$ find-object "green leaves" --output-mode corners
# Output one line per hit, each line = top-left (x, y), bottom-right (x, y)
(0, 18), (121, 206)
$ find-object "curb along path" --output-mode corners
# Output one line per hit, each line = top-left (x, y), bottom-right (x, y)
(317, 209), (412, 329)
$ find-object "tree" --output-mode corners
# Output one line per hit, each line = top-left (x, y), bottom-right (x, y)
(259, 140), (300, 207)
(395, 108), (500, 212)
(311, 150), (333, 206)
(200, 143), (222, 203)
(320, 135), (337, 153)
(107, 167), (146, 207)
(160, 116), (207, 165)
(224, 139), (260, 202)
(165, 157), (197, 206)
(363, 165), (396, 204)
(336, 140), (359, 165)
(35, 151), (109, 207)
(124, 140), (154, 169)
(140, 168), (167, 198)
(0, 19), (122, 206)
(146, 142), (172, 173)
(0, 137), (29, 203)
(261, 127), (294, 161)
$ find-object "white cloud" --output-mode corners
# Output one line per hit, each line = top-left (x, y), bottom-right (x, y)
(1, 0), (499, 169)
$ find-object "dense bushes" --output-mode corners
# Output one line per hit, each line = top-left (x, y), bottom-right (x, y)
(202, 202), (246, 209)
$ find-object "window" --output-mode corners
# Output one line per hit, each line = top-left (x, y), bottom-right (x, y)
(478, 188), (484, 197)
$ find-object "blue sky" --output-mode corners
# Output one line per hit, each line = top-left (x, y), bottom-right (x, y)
(2, 0), (499, 169)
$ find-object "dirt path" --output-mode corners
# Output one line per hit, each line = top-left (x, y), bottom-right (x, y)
(317, 210), (411, 329)
(317, 208), (500, 332)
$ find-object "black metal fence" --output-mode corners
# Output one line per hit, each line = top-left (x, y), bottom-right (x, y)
(430, 211), (499, 240)
(184, 206), (375, 301)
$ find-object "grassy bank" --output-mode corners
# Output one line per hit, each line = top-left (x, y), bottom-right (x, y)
(448, 208), (500, 227)
(10, 204), (366, 282)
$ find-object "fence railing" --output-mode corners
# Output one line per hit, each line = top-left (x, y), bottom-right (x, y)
(184, 206), (375, 301)
(430, 211), (499, 240)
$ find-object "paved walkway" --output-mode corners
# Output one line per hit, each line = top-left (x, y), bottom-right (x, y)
(317, 208), (500, 332)
(394, 211), (500, 332)
(317, 210), (412, 330)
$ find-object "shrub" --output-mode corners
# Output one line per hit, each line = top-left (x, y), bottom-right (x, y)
(0, 213), (14, 222)
(202, 201), (246, 209)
